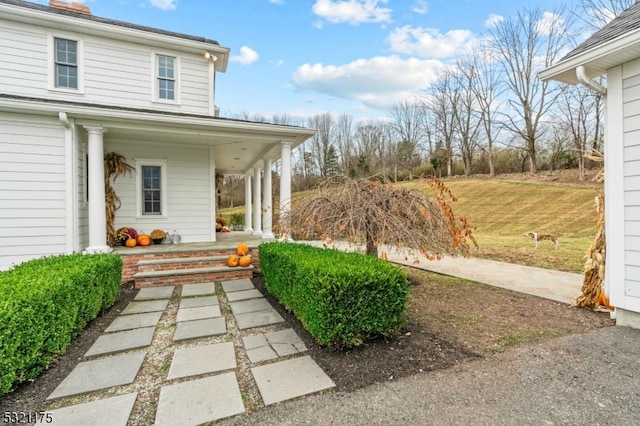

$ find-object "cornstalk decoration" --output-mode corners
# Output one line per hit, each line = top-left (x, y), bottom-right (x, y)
(277, 175), (477, 261)
(104, 152), (134, 246)
(573, 150), (612, 310)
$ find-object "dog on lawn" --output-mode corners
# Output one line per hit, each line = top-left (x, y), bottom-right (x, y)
(524, 231), (559, 249)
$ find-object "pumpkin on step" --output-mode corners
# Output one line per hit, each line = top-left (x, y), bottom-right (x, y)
(236, 242), (249, 256)
(125, 238), (137, 248)
(227, 254), (240, 267)
(238, 255), (252, 267)
(137, 234), (151, 246)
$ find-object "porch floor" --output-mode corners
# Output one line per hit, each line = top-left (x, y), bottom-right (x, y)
(112, 231), (264, 255)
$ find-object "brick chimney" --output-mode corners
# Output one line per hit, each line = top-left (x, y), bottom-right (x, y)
(49, 0), (92, 15)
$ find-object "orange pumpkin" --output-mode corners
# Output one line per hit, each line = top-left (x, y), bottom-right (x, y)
(236, 243), (249, 256)
(227, 255), (240, 267)
(238, 256), (252, 267)
(137, 234), (151, 246)
(125, 238), (137, 248)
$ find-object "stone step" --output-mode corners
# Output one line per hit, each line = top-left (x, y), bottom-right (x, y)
(136, 256), (231, 273)
(133, 266), (254, 288)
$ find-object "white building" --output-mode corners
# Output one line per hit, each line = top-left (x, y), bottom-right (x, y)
(0, 0), (314, 270)
(540, 3), (640, 328)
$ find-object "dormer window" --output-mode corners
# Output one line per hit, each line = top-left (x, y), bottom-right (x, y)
(54, 38), (78, 89)
(157, 54), (176, 101)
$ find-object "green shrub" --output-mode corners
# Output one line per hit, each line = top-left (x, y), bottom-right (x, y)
(260, 242), (409, 348)
(0, 253), (122, 395)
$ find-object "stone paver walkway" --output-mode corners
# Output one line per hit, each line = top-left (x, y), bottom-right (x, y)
(45, 279), (335, 425)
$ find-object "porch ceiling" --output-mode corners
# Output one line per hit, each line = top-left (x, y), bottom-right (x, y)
(102, 123), (296, 175)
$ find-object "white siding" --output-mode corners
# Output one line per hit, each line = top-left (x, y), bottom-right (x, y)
(0, 113), (67, 270)
(0, 19), (212, 115)
(622, 60), (640, 310)
(105, 141), (212, 243)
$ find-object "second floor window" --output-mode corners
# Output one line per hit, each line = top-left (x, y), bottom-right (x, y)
(157, 55), (175, 100)
(55, 38), (78, 89)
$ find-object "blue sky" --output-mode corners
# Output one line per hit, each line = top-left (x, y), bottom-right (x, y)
(35, 0), (569, 122)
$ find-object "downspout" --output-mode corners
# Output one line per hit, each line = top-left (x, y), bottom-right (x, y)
(576, 65), (607, 96)
(59, 112), (77, 254)
(576, 65), (611, 314)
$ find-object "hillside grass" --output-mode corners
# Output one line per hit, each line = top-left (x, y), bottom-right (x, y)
(219, 178), (602, 274)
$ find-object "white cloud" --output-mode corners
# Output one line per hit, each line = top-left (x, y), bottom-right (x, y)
(231, 46), (259, 65)
(412, 0), (428, 15)
(292, 55), (444, 110)
(149, 0), (176, 10)
(535, 11), (565, 36)
(269, 0), (284, 4)
(386, 25), (478, 58)
(312, 0), (392, 25)
(485, 13), (503, 28)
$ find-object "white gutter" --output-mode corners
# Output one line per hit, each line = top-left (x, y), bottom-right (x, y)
(577, 65), (607, 96)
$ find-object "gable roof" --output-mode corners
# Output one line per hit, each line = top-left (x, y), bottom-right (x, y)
(539, 2), (640, 84)
(0, 0), (230, 71)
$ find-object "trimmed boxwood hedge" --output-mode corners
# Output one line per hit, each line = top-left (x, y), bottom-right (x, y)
(0, 253), (122, 395)
(259, 242), (409, 348)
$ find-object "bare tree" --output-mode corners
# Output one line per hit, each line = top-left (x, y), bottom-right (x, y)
(279, 176), (476, 258)
(389, 100), (427, 180)
(556, 84), (600, 180)
(335, 113), (354, 177)
(468, 47), (503, 177)
(308, 113), (336, 178)
(424, 70), (458, 177)
(451, 56), (483, 176)
(572, 0), (635, 32)
(490, 7), (569, 173)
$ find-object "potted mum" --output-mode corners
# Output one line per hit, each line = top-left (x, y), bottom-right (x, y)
(115, 227), (138, 246)
(150, 229), (168, 244)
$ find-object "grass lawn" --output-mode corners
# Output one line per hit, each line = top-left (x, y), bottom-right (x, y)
(219, 177), (602, 274)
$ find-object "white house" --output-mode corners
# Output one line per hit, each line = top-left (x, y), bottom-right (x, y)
(0, 0), (315, 271)
(540, 3), (640, 328)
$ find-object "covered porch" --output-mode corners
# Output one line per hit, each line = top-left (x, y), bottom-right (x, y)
(74, 108), (315, 254)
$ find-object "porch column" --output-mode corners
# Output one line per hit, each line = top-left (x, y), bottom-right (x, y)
(262, 158), (274, 240)
(252, 166), (262, 235)
(279, 142), (292, 241)
(244, 171), (253, 232)
(84, 126), (111, 254)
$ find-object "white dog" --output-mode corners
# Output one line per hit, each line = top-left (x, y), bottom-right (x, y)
(524, 231), (559, 249)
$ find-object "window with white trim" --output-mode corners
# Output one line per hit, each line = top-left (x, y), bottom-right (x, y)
(136, 159), (168, 217)
(157, 54), (176, 101)
(54, 37), (78, 89)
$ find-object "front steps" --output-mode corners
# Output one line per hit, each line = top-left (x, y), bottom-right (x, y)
(117, 244), (259, 288)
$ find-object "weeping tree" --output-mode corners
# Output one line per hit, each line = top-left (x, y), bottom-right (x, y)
(278, 176), (476, 261)
(104, 152), (134, 246)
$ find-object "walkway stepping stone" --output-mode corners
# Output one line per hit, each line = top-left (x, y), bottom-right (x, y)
(243, 334), (278, 363)
(155, 372), (245, 425)
(48, 351), (146, 400)
(266, 328), (308, 356)
(179, 295), (219, 309)
(251, 355), (335, 406)
(181, 282), (216, 297)
(176, 305), (221, 322)
(166, 342), (236, 380)
(226, 289), (263, 301)
(229, 298), (272, 315)
(243, 329), (307, 363)
(134, 286), (175, 300)
(234, 309), (284, 330)
(104, 311), (162, 333)
(85, 327), (155, 357)
(222, 278), (254, 293)
(173, 317), (226, 341)
(46, 392), (137, 426)
(121, 299), (169, 315)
